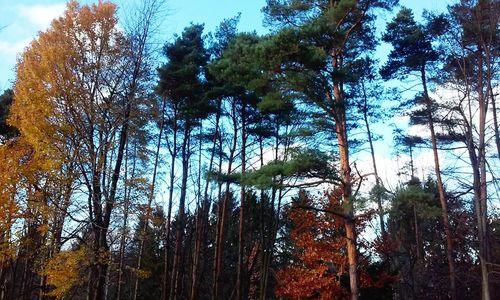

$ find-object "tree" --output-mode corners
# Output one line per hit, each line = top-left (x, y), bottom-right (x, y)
(261, 1), (396, 298)
(351, 57), (390, 240)
(209, 32), (266, 299)
(131, 206), (166, 300)
(11, 1), (155, 298)
(276, 190), (390, 299)
(387, 177), (481, 299)
(381, 8), (457, 298)
(0, 139), (32, 298)
(275, 191), (350, 299)
(40, 246), (90, 299)
(439, 2), (499, 298)
(157, 23), (210, 299)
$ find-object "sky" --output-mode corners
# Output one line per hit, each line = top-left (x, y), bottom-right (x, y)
(0, 0), (453, 90)
(0, 0), (456, 191)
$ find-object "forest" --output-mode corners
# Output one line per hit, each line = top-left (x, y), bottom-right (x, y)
(0, 0), (498, 299)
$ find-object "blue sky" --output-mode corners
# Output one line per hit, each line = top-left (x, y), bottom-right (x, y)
(0, 0), (267, 89)
(0, 0), (464, 198)
(1, 0), (452, 90)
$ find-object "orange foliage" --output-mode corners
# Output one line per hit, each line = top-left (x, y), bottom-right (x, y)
(275, 191), (349, 299)
(275, 190), (392, 299)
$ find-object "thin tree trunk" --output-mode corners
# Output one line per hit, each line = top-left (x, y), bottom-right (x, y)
(258, 133), (267, 300)
(421, 67), (456, 300)
(191, 99), (221, 300)
(477, 48), (490, 300)
(212, 113), (225, 300)
(260, 125), (279, 300)
(116, 142), (137, 300)
(409, 143), (415, 179)
(236, 104), (247, 300)
(489, 83), (500, 160)
(360, 80), (386, 239)
(190, 126), (203, 300)
(467, 130), (489, 300)
(170, 125), (191, 300)
(163, 109), (178, 300)
(133, 96), (166, 300)
(213, 100), (238, 300)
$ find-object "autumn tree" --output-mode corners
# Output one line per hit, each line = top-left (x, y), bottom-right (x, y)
(276, 190), (391, 299)
(11, 1), (156, 298)
(275, 191), (350, 299)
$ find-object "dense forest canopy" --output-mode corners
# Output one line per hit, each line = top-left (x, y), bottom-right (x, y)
(0, 0), (498, 299)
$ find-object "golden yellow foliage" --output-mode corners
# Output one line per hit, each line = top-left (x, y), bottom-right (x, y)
(40, 246), (89, 299)
(10, 0), (126, 164)
(0, 138), (35, 268)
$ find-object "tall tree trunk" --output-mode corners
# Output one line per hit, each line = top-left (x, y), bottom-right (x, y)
(261, 123), (289, 300)
(236, 104), (247, 300)
(466, 126), (489, 300)
(211, 117), (224, 300)
(332, 48), (359, 300)
(163, 109), (178, 300)
(213, 100), (238, 300)
(133, 96), (166, 300)
(258, 132), (268, 300)
(476, 48), (490, 300)
(190, 126), (203, 300)
(337, 123), (358, 300)
(116, 142), (137, 300)
(92, 99), (130, 300)
(191, 99), (221, 300)
(421, 67), (456, 300)
(360, 80), (386, 239)
(170, 125), (191, 299)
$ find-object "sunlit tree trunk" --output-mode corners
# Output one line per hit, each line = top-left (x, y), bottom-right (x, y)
(331, 48), (359, 300)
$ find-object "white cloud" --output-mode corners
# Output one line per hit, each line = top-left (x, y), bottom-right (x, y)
(17, 3), (65, 30)
(353, 148), (436, 193)
(0, 3), (66, 87)
(0, 38), (31, 56)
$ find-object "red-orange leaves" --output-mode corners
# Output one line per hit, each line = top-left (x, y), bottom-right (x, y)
(275, 191), (349, 299)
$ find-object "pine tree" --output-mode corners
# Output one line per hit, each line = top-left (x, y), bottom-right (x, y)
(260, 1), (396, 298)
(381, 8), (457, 298)
(157, 23), (210, 299)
